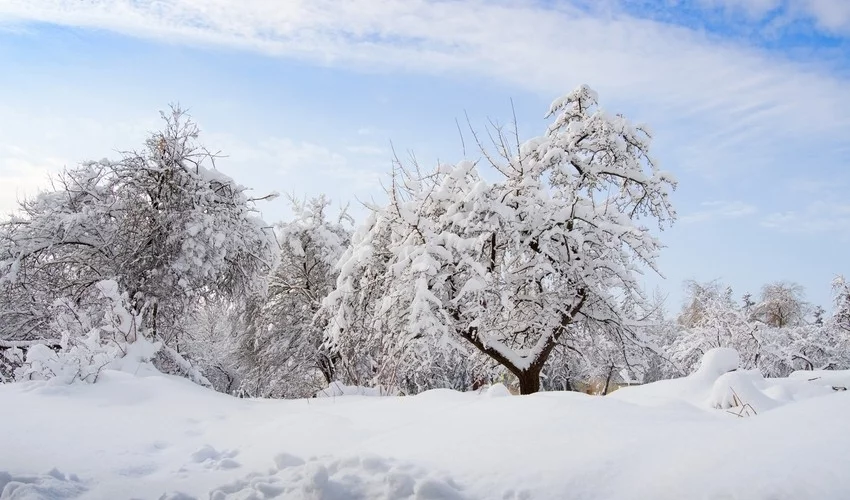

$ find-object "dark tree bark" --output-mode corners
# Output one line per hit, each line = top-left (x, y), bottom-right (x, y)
(456, 290), (587, 395)
(517, 369), (542, 395)
(602, 364), (615, 395)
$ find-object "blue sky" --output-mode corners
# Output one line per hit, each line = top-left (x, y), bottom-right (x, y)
(1, 0), (849, 311)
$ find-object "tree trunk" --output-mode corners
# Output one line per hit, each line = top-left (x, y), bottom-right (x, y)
(317, 351), (336, 385)
(454, 289), (587, 397)
(151, 301), (158, 340)
(602, 364), (615, 395)
(517, 368), (541, 395)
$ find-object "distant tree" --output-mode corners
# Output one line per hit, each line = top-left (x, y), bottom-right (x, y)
(831, 275), (850, 333)
(752, 281), (808, 328)
(812, 305), (826, 326)
(322, 85), (676, 394)
(678, 280), (735, 330)
(666, 278), (850, 377)
(742, 292), (755, 318)
(672, 280), (757, 371)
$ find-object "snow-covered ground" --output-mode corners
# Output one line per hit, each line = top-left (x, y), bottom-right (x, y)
(2, 350), (849, 500)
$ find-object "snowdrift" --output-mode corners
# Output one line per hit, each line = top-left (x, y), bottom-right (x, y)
(314, 381), (400, 398)
(611, 347), (839, 415)
(1, 349), (849, 499)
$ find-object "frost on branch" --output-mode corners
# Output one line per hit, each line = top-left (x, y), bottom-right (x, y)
(322, 85), (677, 394)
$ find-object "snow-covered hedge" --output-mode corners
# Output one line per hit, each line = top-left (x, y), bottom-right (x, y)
(11, 279), (210, 387)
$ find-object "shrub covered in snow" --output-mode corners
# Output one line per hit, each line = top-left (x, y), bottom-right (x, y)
(0, 107), (276, 388)
(10, 278), (210, 386)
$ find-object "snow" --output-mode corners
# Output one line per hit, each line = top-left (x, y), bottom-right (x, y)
(0, 469), (86, 499)
(611, 347), (741, 407)
(2, 352), (849, 499)
(611, 348), (836, 414)
(314, 381), (400, 398)
(483, 383), (512, 397)
(788, 369), (850, 389)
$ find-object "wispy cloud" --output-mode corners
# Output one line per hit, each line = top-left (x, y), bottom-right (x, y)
(680, 200), (758, 223)
(762, 200), (850, 232)
(695, 0), (850, 34)
(1, 1), (847, 187)
(204, 132), (389, 208)
(209, 134), (349, 174)
(0, 144), (66, 215)
(356, 127), (388, 137)
(346, 145), (387, 157)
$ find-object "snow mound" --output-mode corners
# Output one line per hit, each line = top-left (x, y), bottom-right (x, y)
(614, 348), (839, 415)
(708, 370), (781, 415)
(209, 453), (467, 500)
(0, 468), (86, 499)
(183, 445), (241, 471)
(789, 370), (850, 390)
(611, 347), (741, 407)
(315, 381), (400, 397)
(159, 492), (196, 500)
(694, 347), (740, 378)
(484, 383), (512, 398)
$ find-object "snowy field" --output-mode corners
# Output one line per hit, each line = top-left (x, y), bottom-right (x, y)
(1, 349), (849, 500)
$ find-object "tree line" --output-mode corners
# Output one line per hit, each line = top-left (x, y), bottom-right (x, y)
(1, 88), (847, 395)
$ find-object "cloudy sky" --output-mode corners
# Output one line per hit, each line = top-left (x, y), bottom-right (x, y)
(1, 0), (848, 309)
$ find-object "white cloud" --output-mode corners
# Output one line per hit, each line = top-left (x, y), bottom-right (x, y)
(697, 0), (783, 18)
(0, 102), (159, 216)
(200, 132), (389, 220)
(680, 200), (758, 223)
(700, 0), (850, 33)
(762, 200), (850, 232)
(356, 127), (376, 136)
(209, 134), (349, 174)
(0, 146), (64, 215)
(800, 0), (850, 33)
(1, 0), (847, 181)
(346, 145), (387, 157)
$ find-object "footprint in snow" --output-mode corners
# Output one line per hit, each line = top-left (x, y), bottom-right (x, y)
(180, 445), (242, 472)
(147, 440), (171, 452)
(116, 462), (159, 478)
(209, 452), (470, 499)
(158, 492), (198, 500)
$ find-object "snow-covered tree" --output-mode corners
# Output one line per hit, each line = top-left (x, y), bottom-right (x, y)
(0, 107), (277, 382)
(664, 279), (850, 377)
(669, 281), (759, 372)
(640, 316), (685, 382)
(236, 195), (352, 398)
(830, 275), (850, 334)
(181, 298), (243, 393)
(813, 305), (826, 326)
(322, 85), (676, 394)
(752, 281), (808, 328)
